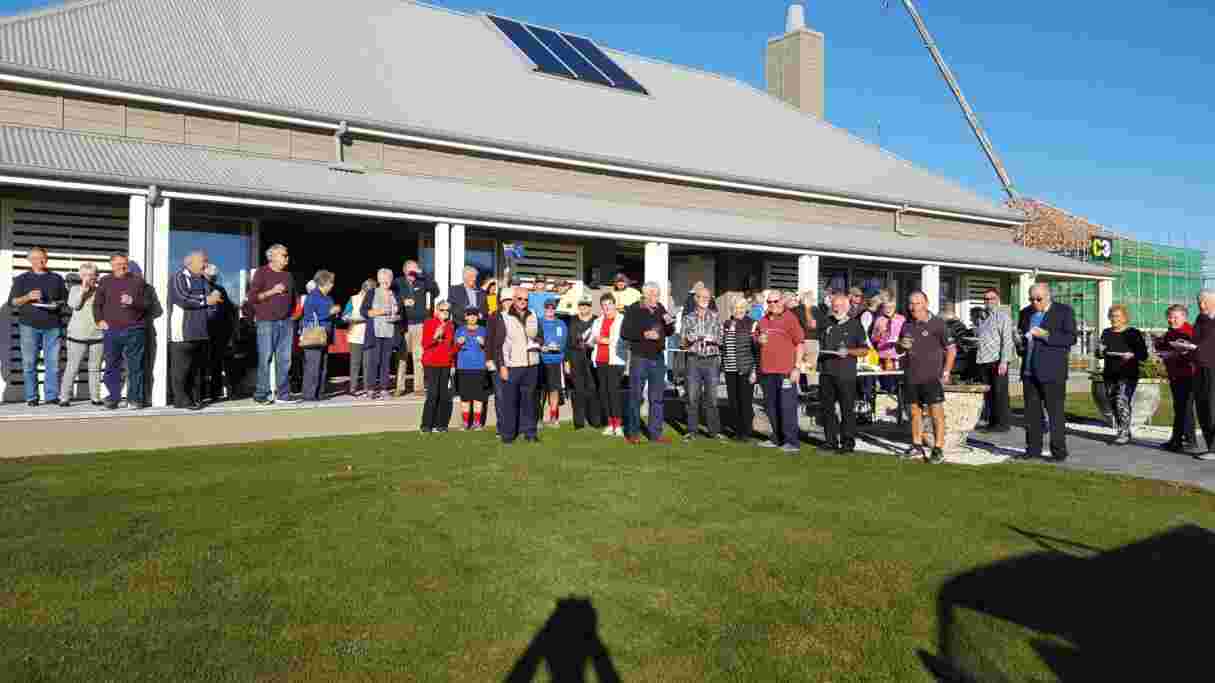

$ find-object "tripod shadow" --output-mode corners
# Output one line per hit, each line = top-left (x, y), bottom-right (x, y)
(922, 523), (1215, 681)
(505, 597), (621, 683)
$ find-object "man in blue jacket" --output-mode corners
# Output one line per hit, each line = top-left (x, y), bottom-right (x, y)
(393, 259), (440, 396)
(169, 250), (223, 410)
(1016, 283), (1076, 461)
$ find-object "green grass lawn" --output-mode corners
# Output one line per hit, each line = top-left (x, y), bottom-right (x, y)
(3, 429), (1214, 681)
(1012, 388), (1175, 427)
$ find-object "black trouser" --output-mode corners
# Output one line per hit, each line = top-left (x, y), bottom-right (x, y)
(820, 373), (857, 449)
(169, 340), (207, 407)
(1196, 368), (1215, 451)
(569, 352), (601, 428)
(1023, 376), (1068, 457)
(301, 347), (329, 401)
(421, 366), (453, 431)
(595, 365), (624, 422)
(204, 330), (230, 400)
(978, 362), (1012, 429)
(1168, 376), (1198, 446)
(723, 371), (754, 439)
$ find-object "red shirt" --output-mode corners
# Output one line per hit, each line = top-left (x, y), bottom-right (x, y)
(421, 318), (457, 367)
(1157, 324), (1197, 379)
(755, 311), (804, 375)
(596, 316), (614, 365)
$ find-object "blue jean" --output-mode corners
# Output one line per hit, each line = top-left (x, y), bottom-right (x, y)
(760, 373), (799, 447)
(500, 366), (539, 442)
(103, 326), (147, 405)
(19, 325), (62, 402)
(255, 319), (295, 401)
(627, 355), (667, 439)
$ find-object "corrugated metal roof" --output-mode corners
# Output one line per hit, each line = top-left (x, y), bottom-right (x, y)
(0, 126), (1108, 276)
(0, 0), (1023, 222)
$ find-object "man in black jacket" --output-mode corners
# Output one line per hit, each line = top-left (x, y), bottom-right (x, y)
(448, 265), (486, 322)
(565, 298), (601, 430)
(1016, 283), (1077, 461)
(393, 260), (440, 396)
(1191, 290), (1215, 460)
(620, 282), (676, 444)
(817, 292), (870, 453)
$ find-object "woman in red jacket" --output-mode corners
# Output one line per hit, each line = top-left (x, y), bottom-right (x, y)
(1155, 304), (1200, 452)
(420, 301), (457, 433)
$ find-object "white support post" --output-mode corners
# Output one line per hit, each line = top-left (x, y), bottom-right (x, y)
(797, 254), (820, 297)
(1018, 272), (1036, 310)
(921, 264), (941, 314)
(1098, 278), (1113, 324)
(644, 241), (670, 305)
(449, 223), (466, 288)
(149, 197), (171, 408)
(128, 195), (148, 271)
(434, 223), (450, 303)
(0, 199), (11, 401)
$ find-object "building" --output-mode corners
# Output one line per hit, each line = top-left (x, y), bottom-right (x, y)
(0, 0), (1111, 406)
(1014, 198), (1205, 335)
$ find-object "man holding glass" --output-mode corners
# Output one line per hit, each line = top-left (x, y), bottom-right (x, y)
(94, 253), (149, 409)
(754, 290), (805, 453)
(817, 292), (870, 453)
(900, 291), (957, 463)
(682, 286), (724, 442)
(620, 282), (676, 444)
(1016, 283), (1076, 461)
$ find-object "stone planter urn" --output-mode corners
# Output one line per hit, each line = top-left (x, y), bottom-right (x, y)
(921, 384), (990, 453)
(1090, 377), (1164, 428)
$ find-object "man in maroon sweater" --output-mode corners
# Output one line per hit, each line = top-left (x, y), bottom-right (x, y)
(1191, 291), (1215, 459)
(94, 253), (149, 409)
(247, 244), (298, 404)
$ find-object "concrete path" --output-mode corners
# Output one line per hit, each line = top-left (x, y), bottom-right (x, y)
(969, 419), (1215, 492)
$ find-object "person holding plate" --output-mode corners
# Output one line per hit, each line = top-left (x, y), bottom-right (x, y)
(1095, 304), (1149, 445)
(1016, 284), (1077, 461)
(1154, 304), (1200, 453)
(10, 246), (68, 406)
(817, 292), (870, 453)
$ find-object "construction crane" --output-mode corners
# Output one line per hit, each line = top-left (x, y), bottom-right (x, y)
(885, 0), (1020, 201)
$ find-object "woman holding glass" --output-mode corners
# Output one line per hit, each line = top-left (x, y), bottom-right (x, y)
(360, 268), (402, 400)
(300, 270), (339, 401)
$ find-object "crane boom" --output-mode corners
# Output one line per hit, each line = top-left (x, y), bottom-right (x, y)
(895, 0), (1019, 200)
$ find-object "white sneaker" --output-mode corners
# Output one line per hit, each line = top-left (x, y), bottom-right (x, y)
(614, 426), (624, 437)
(602, 426), (615, 436)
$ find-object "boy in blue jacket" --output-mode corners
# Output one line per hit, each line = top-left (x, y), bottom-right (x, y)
(539, 299), (568, 426)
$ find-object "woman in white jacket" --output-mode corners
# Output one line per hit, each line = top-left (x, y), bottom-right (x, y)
(58, 263), (105, 407)
(585, 292), (628, 436)
(343, 278), (375, 396)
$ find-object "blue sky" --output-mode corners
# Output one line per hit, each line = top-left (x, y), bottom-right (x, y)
(2, 0), (1212, 261)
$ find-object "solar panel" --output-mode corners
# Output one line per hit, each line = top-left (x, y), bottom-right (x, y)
(488, 15), (576, 80)
(527, 25), (614, 87)
(561, 34), (650, 95)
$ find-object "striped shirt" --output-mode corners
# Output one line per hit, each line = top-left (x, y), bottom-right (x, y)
(722, 318), (757, 374)
(975, 307), (1015, 365)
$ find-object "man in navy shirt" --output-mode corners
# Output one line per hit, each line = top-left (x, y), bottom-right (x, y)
(9, 246), (68, 406)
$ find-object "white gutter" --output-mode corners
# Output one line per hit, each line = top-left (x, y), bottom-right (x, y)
(0, 72), (1023, 228)
(0, 174), (148, 196)
(158, 189), (1110, 280)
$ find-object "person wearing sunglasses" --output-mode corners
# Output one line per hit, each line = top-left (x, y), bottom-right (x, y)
(753, 290), (806, 454)
(1016, 283), (1077, 461)
(420, 300), (457, 433)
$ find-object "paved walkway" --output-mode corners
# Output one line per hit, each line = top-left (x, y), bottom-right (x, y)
(969, 419), (1215, 492)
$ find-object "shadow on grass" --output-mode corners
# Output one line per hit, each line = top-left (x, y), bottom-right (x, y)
(505, 597), (621, 683)
(922, 523), (1215, 681)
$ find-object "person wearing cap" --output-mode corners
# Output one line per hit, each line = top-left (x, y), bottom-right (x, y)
(566, 296), (602, 430)
(488, 286), (543, 443)
(539, 299), (568, 426)
(454, 307), (490, 430)
(612, 273), (641, 311)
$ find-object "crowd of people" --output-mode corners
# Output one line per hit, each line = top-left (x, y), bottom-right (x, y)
(11, 243), (1215, 462)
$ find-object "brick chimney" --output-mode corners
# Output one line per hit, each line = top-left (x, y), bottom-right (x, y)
(766, 3), (825, 119)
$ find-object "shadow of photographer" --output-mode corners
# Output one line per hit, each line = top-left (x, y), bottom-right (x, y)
(504, 596), (621, 683)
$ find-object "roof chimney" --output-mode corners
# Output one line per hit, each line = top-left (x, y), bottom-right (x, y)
(786, 4), (806, 32)
(766, 3), (825, 119)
